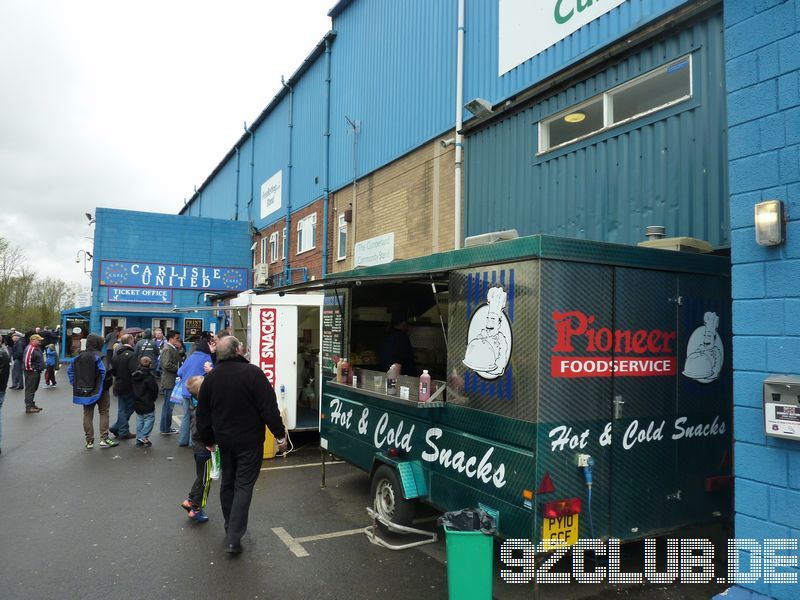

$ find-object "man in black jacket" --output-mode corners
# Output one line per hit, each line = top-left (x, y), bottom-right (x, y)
(109, 334), (137, 439)
(10, 333), (25, 390)
(0, 335), (10, 454)
(196, 335), (287, 555)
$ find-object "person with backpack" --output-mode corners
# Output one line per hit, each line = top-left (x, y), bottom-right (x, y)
(67, 333), (119, 449)
(134, 329), (160, 363)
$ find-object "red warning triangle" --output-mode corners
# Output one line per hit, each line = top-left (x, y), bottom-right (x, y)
(537, 472), (555, 495)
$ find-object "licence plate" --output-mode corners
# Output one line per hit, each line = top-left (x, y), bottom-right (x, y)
(541, 514), (579, 550)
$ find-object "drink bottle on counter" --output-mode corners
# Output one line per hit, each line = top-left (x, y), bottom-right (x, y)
(418, 369), (431, 402)
(340, 357), (351, 384)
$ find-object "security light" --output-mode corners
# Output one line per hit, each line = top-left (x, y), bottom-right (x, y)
(464, 98), (493, 118)
(754, 200), (785, 246)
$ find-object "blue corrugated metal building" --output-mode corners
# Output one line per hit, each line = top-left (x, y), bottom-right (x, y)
(121, 3), (799, 596)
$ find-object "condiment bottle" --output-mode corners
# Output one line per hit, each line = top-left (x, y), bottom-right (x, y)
(418, 370), (431, 402)
(386, 363), (399, 395)
(335, 358), (343, 383)
(340, 357), (351, 384)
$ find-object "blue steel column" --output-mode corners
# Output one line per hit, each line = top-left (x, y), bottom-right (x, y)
(322, 36), (332, 278)
(234, 146), (241, 221)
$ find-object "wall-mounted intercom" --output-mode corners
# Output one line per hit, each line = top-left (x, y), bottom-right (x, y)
(764, 375), (800, 441)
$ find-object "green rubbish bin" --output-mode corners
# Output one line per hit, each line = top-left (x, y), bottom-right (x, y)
(442, 510), (495, 600)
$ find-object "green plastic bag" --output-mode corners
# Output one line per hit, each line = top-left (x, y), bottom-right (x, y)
(210, 446), (221, 480)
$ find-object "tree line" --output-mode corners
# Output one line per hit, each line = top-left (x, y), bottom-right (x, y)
(0, 237), (78, 331)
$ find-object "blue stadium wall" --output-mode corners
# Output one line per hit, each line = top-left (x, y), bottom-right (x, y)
(182, 0), (698, 239)
(88, 208), (251, 336)
(717, 0), (800, 599)
(464, 8), (729, 247)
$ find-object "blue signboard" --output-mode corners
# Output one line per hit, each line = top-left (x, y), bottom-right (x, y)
(107, 287), (173, 304)
(100, 261), (249, 292)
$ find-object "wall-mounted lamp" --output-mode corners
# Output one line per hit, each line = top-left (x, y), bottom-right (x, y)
(755, 200), (786, 246)
(440, 137), (456, 148)
(85, 213), (95, 225)
(76, 250), (93, 277)
(464, 98), (493, 118)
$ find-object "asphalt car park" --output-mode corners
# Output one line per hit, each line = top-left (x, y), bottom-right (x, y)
(0, 386), (728, 599)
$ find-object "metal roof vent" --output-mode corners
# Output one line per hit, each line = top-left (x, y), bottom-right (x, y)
(645, 225), (666, 241)
(639, 225), (713, 254)
(464, 229), (519, 248)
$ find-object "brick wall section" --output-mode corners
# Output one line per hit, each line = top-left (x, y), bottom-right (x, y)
(721, 1), (800, 599)
(253, 199), (325, 285)
(330, 136), (458, 273)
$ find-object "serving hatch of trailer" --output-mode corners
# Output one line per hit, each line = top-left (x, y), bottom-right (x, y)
(292, 235), (733, 544)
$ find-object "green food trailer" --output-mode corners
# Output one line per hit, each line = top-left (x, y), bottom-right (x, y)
(313, 235), (731, 545)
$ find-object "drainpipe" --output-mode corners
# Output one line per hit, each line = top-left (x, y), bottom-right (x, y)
(245, 121), (255, 223)
(322, 36), (332, 278)
(234, 146), (241, 220)
(454, 0), (465, 249)
(282, 76), (294, 284)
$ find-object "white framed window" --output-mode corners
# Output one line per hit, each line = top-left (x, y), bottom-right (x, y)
(538, 55), (692, 153)
(281, 227), (287, 259)
(260, 237), (268, 264)
(269, 232), (279, 263)
(337, 214), (348, 261)
(297, 213), (317, 255)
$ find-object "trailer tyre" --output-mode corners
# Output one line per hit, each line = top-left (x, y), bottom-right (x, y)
(371, 465), (416, 527)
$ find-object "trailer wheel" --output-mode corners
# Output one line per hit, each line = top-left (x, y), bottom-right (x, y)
(371, 465), (416, 527)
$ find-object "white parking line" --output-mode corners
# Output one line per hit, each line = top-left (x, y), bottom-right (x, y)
(272, 527), (310, 557)
(272, 526), (366, 557)
(295, 528), (365, 543)
(261, 461), (347, 471)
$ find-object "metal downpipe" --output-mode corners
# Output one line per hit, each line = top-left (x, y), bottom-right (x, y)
(282, 76), (294, 283)
(322, 37), (332, 278)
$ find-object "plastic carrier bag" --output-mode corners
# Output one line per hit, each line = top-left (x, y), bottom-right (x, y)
(438, 508), (496, 535)
(210, 447), (221, 480)
(169, 378), (185, 404)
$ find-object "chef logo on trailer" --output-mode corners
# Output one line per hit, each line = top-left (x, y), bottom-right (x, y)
(682, 311), (723, 383)
(463, 286), (513, 380)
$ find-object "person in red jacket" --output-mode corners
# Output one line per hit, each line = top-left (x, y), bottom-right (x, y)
(196, 335), (287, 555)
(23, 334), (45, 413)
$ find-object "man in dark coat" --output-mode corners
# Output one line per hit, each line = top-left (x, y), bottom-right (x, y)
(158, 330), (182, 435)
(109, 334), (137, 439)
(196, 335), (287, 555)
(0, 335), (10, 454)
(22, 334), (45, 413)
(10, 333), (25, 390)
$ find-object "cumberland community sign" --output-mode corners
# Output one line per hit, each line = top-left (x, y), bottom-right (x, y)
(100, 261), (249, 292)
(499, 0), (627, 75)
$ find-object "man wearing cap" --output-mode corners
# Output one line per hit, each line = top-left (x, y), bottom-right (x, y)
(9, 333), (25, 390)
(23, 334), (45, 413)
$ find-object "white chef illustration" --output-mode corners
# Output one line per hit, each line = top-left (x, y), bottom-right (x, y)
(682, 311), (724, 383)
(462, 285), (512, 379)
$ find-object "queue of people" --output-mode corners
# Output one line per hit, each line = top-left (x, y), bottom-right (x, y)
(1, 325), (288, 556)
(70, 328), (288, 554)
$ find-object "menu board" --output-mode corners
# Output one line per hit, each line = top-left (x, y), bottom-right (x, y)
(322, 291), (346, 375)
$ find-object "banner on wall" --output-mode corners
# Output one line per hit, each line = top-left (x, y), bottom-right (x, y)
(498, 0), (627, 75)
(260, 170), (282, 219)
(100, 261), (249, 292)
(107, 287), (173, 304)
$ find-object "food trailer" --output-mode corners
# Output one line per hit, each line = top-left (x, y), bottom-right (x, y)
(316, 235), (732, 543)
(225, 291), (325, 431)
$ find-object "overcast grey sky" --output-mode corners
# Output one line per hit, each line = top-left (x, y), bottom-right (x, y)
(0, 0), (333, 289)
